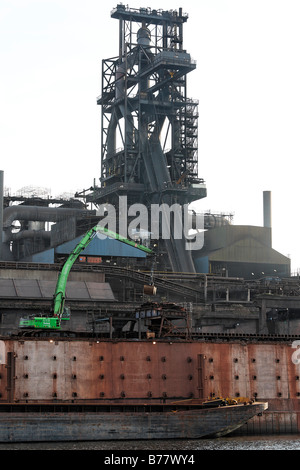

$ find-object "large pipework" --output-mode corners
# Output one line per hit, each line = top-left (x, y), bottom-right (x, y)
(9, 229), (51, 241)
(3, 205), (95, 242)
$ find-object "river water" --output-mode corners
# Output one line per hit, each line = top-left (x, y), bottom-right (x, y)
(0, 434), (299, 450)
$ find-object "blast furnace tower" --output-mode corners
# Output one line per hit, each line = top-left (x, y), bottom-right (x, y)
(87, 5), (206, 272)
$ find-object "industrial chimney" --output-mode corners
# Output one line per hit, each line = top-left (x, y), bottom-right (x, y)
(263, 190), (272, 246)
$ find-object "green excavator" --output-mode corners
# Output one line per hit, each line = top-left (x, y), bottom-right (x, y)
(19, 225), (153, 330)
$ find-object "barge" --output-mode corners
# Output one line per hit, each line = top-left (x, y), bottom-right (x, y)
(4, 333), (298, 442)
(0, 400), (267, 443)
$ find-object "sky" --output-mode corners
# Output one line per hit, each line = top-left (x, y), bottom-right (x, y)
(1, 0), (300, 272)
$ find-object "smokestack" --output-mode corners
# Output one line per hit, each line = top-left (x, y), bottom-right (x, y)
(263, 190), (272, 247)
(0, 171), (3, 260)
(263, 191), (272, 228)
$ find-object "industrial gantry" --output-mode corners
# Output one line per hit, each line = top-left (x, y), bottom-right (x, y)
(87, 5), (206, 272)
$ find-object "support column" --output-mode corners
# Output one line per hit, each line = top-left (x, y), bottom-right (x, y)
(259, 299), (267, 333)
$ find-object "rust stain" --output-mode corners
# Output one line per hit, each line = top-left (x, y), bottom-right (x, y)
(0, 337), (297, 408)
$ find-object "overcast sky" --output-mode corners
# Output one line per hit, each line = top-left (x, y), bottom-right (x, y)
(1, 0), (300, 271)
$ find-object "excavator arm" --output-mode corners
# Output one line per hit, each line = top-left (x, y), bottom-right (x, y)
(19, 224), (153, 329)
(52, 225), (153, 317)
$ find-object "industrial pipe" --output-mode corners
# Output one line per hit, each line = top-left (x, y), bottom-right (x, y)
(3, 205), (95, 242)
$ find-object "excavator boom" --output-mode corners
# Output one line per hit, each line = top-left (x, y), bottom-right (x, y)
(19, 224), (153, 329)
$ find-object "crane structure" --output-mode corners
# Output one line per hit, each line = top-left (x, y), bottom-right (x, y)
(87, 5), (206, 273)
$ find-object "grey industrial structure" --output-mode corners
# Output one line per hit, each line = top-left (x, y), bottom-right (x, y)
(0, 6), (294, 336)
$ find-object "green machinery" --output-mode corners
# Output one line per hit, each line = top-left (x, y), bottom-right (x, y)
(19, 225), (153, 330)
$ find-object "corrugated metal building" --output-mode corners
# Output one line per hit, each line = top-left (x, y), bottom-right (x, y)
(27, 234), (148, 264)
(193, 225), (290, 279)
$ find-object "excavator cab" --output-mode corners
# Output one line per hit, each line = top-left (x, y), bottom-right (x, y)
(61, 307), (71, 321)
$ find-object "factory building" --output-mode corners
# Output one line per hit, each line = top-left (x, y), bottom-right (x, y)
(193, 224), (290, 279)
(0, 6), (290, 280)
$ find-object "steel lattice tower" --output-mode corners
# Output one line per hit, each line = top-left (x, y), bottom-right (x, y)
(87, 5), (206, 272)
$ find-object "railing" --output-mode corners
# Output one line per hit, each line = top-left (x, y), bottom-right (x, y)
(111, 5), (189, 21)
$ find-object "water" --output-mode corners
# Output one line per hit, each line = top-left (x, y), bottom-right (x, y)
(0, 434), (299, 450)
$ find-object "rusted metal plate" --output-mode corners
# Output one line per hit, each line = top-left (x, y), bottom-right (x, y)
(0, 337), (299, 434)
(0, 339), (291, 402)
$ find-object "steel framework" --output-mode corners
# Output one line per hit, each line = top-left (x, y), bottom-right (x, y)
(88, 5), (206, 272)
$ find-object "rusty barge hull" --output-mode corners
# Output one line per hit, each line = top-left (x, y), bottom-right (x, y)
(0, 402), (267, 442)
(0, 334), (298, 437)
